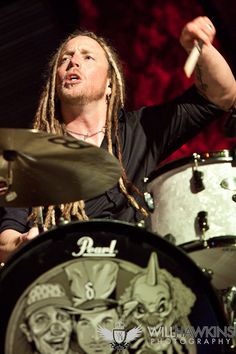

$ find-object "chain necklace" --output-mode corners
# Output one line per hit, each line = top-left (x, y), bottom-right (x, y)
(66, 126), (106, 141)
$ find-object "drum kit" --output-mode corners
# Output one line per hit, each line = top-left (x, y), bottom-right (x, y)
(0, 129), (235, 353)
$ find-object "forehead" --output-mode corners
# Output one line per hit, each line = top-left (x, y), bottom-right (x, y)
(62, 35), (107, 57)
(30, 305), (67, 317)
(80, 308), (117, 322)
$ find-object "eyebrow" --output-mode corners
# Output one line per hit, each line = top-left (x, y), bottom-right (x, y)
(61, 48), (95, 56)
(79, 315), (114, 322)
(32, 312), (48, 318)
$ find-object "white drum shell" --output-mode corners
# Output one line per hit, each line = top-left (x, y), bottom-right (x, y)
(148, 160), (236, 245)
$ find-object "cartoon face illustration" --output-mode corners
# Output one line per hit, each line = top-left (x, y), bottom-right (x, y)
(130, 277), (174, 327)
(75, 308), (119, 354)
(21, 305), (73, 354)
(19, 283), (76, 354)
(120, 252), (196, 353)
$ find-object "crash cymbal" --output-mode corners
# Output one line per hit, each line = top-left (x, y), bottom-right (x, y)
(0, 128), (121, 207)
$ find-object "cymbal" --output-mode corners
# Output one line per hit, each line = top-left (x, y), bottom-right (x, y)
(0, 128), (121, 207)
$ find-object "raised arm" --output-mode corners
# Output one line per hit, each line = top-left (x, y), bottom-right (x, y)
(180, 16), (236, 110)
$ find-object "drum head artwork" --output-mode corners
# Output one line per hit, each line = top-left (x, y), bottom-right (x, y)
(0, 220), (231, 354)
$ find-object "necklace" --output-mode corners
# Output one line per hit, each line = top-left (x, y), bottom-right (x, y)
(66, 126), (106, 141)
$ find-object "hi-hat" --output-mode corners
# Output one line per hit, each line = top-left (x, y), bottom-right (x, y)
(0, 128), (121, 207)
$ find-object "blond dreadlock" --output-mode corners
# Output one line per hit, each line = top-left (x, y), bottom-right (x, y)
(32, 30), (148, 228)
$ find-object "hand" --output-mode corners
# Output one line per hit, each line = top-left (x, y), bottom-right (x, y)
(180, 16), (216, 53)
(20, 226), (41, 243)
(0, 227), (44, 263)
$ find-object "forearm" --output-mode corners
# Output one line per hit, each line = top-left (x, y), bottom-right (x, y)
(180, 16), (236, 110)
(194, 44), (236, 110)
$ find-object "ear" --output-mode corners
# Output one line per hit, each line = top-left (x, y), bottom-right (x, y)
(20, 323), (33, 342)
(106, 79), (112, 96)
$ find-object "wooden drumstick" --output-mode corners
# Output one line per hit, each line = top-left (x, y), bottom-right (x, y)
(184, 40), (204, 78)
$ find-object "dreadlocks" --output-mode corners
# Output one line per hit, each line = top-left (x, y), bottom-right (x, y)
(32, 30), (148, 228)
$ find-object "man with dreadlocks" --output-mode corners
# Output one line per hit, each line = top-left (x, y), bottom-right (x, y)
(0, 16), (236, 262)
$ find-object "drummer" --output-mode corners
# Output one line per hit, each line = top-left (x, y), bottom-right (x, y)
(0, 16), (235, 262)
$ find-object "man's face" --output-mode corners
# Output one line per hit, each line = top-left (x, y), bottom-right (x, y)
(56, 35), (110, 105)
(76, 308), (118, 354)
(27, 305), (73, 354)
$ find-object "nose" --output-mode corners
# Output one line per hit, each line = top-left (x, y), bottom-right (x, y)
(68, 53), (80, 68)
(50, 322), (63, 335)
(90, 327), (100, 341)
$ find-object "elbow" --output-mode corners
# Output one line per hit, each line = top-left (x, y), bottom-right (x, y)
(210, 82), (236, 111)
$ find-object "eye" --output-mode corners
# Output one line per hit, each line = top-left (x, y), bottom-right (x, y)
(78, 319), (90, 327)
(157, 299), (167, 313)
(101, 317), (113, 326)
(61, 57), (70, 64)
(37, 316), (46, 323)
(57, 311), (70, 322)
(136, 303), (146, 314)
(85, 55), (94, 60)
(34, 314), (49, 325)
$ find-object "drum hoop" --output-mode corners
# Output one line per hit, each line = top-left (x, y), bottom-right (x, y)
(148, 149), (233, 181)
(2, 219), (200, 268)
(181, 235), (236, 253)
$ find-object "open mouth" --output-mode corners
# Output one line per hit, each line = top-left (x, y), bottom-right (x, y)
(65, 73), (81, 84)
(46, 337), (66, 350)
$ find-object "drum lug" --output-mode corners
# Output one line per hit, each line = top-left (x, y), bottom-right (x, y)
(144, 177), (155, 212)
(201, 267), (213, 281)
(196, 211), (209, 242)
(163, 233), (176, 245)
(136, 220), (146, 228)
(191, 153), (205, 193)
(57, 217), (70, 225)
(143, 191), (155, 212)
(220, 177), (236, 191)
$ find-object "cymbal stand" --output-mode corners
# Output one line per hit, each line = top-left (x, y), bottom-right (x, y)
(0, 151), (17, 202)
(36, 206), (45, 234)
(221, 287), (236, 350)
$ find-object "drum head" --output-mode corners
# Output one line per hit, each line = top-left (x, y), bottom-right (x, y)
(0, 220), (230, 354)
(147, 150), (236, 244)
(182, 236), (236, 290)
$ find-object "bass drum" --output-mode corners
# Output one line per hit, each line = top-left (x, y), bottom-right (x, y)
(147, 150), (236, 291)
(0, 220), (231, 354)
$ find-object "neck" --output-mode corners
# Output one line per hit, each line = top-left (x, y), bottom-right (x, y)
(61, 100), (107, 134)
(66, 125), (106, 137)
(61, 100), (107, 146)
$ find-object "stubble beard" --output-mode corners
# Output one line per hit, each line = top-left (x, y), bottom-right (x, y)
(58, 84), (106, 106)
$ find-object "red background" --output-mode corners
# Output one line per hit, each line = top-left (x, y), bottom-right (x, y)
(76, 0), (236, 164)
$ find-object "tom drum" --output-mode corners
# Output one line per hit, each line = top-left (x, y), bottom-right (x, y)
(147, 150), (236, 291)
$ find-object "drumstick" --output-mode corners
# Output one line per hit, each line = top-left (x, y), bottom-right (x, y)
(184, 40), (204, 78)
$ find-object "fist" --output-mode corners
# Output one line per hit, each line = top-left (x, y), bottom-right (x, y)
(180, 16), (216, 53)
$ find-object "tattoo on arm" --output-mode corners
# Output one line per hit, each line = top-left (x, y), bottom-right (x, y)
(195, 64), (208, 98)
